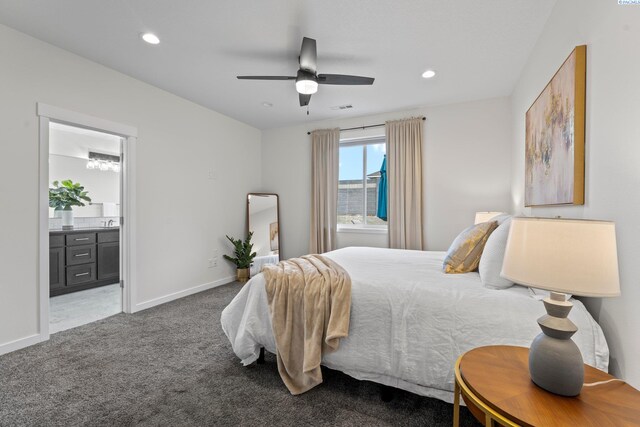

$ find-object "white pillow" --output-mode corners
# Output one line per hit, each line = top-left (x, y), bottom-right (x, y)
(479, 217), (514, 289)
(491, 213), (511, 226)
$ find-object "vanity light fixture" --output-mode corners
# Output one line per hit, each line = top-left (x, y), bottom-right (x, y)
(86, 152), (121, 173)
(422, 69), (436, 79)
(141, 32), (160, 45)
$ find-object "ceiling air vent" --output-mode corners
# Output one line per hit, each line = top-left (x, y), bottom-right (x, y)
(330, 104), (353, 111)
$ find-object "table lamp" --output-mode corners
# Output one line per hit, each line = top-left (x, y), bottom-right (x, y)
(474, 212), (504, 224)
(501, 217), (620, 396)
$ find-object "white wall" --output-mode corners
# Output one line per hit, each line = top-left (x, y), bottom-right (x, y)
(0, 24), (261, 350)
(336, 230), (389, 250)
(509, 1), (640, 387)
(262, 97), (512, 259)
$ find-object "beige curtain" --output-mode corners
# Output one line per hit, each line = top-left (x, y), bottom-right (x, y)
(386, 118), (424, 250)
(310, 128), (340, 254)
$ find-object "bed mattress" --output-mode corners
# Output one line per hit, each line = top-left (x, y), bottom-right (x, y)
(221, 247), (609, 402)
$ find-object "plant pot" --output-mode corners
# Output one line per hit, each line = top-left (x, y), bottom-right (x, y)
(236, 268), (249, 283)
(60, 209), (74, 230)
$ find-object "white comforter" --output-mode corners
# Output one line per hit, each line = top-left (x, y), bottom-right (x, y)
(221, 247), (609, 402)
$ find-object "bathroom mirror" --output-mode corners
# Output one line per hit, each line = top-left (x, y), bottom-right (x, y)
(247, 193), (280, 277)
(48, 122), (121, 220)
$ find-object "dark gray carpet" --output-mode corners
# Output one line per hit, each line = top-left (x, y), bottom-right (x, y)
(0, 283), (480, 426)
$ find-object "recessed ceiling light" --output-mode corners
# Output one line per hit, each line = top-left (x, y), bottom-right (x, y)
(141, 33), (160, 45)
(422, 69), (436, 79)
(262, 102), (273, 108)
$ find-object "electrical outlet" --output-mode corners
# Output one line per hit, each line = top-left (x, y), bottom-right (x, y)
(212, 256), (218, 267)
(208, 258), (214, 268)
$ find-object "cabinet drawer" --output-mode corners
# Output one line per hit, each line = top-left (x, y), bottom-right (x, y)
(50, 235), (65, 248)
(66, 245), (96, 266)
(66, 233), (96, 246)
(66, 263), (96, 286)
(98, 230), (119, 243)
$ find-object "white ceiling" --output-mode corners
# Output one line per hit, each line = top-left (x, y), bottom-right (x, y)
(0, 0), (556, 130)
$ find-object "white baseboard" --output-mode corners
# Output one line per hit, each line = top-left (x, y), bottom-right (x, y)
(0, 333), (47, 356)
(132, 275), (235, 313)
(0, 278), (234, 356)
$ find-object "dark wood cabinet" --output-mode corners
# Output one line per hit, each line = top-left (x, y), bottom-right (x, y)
(49, 247), (65, 290)
(49, 229), (120, 296)
(98, 241), (119, 280)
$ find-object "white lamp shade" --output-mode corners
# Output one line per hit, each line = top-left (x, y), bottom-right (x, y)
(474, 211), (504, 224)
(501, 217), (620, 297)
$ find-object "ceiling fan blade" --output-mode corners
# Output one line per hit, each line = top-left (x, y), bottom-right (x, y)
(236, 76), (296, 80)
(299, 93), (312, 107)
(299, 37), (317, 73)
(317, 74), (375, 85)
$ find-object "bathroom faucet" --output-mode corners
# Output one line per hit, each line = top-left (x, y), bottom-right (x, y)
(108, 219), (115, 227)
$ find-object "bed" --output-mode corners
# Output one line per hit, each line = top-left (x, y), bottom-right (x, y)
(221, 246), (609, 403)
(249, 254), (279, 277)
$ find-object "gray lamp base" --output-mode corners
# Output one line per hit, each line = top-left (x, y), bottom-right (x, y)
(528, 292), (584, 397)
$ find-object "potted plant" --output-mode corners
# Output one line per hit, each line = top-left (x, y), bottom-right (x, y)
(223, 232), (257, 282)
(49, 180), (91, 229)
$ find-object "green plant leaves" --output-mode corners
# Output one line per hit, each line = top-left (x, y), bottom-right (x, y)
(48, 180), (92, 210)
(223, 231), (257, 269)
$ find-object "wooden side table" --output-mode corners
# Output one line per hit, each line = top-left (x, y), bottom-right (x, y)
(453, 345), (640, 427)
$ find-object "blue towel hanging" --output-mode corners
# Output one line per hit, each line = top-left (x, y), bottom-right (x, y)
(376, 155), (387, 221)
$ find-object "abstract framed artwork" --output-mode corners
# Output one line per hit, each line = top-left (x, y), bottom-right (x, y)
(525, 45), (586, 207)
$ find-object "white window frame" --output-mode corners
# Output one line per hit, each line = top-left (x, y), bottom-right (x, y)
(337, 136), (387, 232)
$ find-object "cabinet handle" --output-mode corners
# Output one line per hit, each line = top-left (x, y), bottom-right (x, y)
(75, 272), (90, 277)
(74, 253), (90, 257)
(75, 237), (89, 241)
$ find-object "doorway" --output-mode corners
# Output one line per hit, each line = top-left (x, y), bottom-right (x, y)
(48, 123), (123, 333)
(38, 104), (137, 340)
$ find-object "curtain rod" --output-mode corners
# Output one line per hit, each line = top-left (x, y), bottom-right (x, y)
(306, 116), (426, 135)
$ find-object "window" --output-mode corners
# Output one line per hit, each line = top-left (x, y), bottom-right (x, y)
(338, 137), (387, 229)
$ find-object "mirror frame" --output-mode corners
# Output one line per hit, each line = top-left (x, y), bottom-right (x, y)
(247, 193), (281, 258)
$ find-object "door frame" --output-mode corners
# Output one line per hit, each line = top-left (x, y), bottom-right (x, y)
(37, 103), (138, 340)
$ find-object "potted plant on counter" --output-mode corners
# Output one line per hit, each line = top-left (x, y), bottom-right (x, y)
(49, 180), (91, 229)
(223, 232), (256, 283)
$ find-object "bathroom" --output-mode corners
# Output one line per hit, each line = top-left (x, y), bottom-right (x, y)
(48, 122), (122, 333)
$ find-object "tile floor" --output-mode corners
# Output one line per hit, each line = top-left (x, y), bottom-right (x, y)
(49, 284), (122, 334)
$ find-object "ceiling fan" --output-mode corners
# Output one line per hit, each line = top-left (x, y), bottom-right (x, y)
(237, 37), (375, 110)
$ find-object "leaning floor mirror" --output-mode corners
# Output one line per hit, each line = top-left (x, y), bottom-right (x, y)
(247, 193), (280, 277)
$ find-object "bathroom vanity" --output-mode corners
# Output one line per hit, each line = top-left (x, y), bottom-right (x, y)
(49, 228), (120, 296)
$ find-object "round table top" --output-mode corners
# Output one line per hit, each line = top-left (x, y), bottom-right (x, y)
(459, 345), (640, 427)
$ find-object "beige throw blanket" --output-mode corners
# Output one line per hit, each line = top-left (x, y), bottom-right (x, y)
(262, 254), (352, 395)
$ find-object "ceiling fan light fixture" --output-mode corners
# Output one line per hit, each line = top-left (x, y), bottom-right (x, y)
(295, 78), (318, 95)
